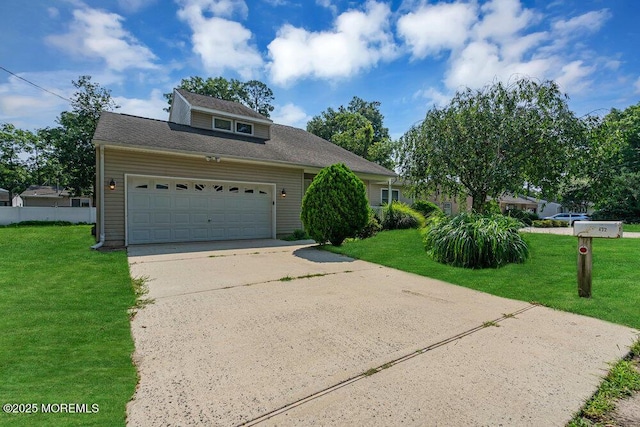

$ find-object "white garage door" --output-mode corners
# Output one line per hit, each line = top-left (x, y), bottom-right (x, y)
(127, 176), (274, 245)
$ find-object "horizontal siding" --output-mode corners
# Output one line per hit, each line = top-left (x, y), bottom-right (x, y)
(370, 183), (471, 214)
(170, 94), (190, 126)
(254, 123), (270, 139)
(191, 111), (211, 129)
(103, 147), (303, 246)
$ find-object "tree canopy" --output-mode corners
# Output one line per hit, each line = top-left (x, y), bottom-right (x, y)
(41, 76), (118, 197)
(307, 97), (393, 169)
(164, 76), (275, 118)
(396, 78), (584, 212)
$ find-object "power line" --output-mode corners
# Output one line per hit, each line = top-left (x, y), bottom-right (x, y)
(0, 66), (72, 103)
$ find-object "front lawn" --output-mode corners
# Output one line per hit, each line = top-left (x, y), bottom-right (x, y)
(326, 229), (640, 329)
(624, 223), (640, 232)
(0, 225), (137, 426)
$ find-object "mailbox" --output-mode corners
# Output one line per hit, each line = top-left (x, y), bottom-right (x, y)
(573, 221), (623, 239)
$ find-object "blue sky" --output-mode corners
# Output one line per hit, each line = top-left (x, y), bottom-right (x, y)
(1, 0), (639, 139)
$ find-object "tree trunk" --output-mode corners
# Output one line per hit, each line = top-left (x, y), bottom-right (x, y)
(472, 192), (487, 213)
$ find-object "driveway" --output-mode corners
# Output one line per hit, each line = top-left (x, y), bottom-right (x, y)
(127, 240), (638, 426)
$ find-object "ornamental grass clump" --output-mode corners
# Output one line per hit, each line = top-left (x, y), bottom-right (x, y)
(423, 212), (529, 269)
(381, 201), (426, 230)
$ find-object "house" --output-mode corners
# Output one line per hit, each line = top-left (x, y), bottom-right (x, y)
(11, 195), (23, 207)
(370, 180), (469, 216)
(524, 196), (563, 218)
(0, 188), (9, 206)
(19, 185), (92, 208)
(92, 89), (396, 247)
(497, 194), (538, 214)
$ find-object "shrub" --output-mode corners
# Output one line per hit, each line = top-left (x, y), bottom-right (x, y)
(281, 229), (311, 241)
(356, 208), (382, 239)
(423, 212), (529, 269)
(506, 208), (538, 226)
(411, 200), (443, 218)
(381, 201), (426, 230)
(301, 163), (369, 246)
(532, 219), (569, 228)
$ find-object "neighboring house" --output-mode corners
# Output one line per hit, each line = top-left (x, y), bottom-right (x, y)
(0, 188), (9, 206)
(19, 186), (92, 208)
(498, 194), (538, 214)
(524, 196), (563, 218)
(92, 89), (396, 247)
(12, 195), (23, 207)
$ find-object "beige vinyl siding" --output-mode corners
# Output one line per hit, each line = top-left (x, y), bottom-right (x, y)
(169, 93), (190, 126)
(254, 123), (270, 139)
(95, 147), (102, 240)
(191, 111), (212, 130)
(102, 147), (303, 246)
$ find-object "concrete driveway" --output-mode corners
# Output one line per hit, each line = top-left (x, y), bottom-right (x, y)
(127, 240), (638, 426)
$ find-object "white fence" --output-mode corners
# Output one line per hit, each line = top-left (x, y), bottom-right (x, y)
(0, 207), (96, 225)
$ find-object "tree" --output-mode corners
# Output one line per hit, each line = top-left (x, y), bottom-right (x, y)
(396, 78), (584, 212)
(164, 76), (275, 118)
(0, 123), (31, 202)
(307, 96), (394, 169)
(301, 163), (369, 246)
(44, 76), (117, 197)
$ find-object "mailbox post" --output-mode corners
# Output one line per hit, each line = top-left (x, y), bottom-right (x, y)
(573, 221), (623, 298)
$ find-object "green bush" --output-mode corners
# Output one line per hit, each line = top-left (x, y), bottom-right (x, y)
(356, 208), (382, 239)
(506, 208), (538, 226)
(381, 201), (426, 230)
(281, 229), (311, 241)
(423, 212), (529, 269)
(301, 163), (369, 246)
(411, 200), (443, 218)
(532, 219), (569, 228)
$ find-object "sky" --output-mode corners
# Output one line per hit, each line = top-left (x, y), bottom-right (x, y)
(1, 0), (639, 139)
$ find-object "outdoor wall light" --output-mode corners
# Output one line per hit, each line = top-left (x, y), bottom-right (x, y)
(109, 179), (116, 190)
(281, 188), (286, 198)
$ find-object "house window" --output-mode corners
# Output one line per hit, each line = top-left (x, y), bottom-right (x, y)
(71, 198), (80, 207)
(443, 202), (452, 215)
(71, 198), (91, 207)
(213, 117), (232, 131)
(236, 122), (253, 135)
(381, 189), (399, 205)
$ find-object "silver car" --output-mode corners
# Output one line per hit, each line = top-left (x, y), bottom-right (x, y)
(544, 213), (590, 225)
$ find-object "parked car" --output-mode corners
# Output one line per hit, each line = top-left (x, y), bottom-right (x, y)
(543, 213), (590, 225)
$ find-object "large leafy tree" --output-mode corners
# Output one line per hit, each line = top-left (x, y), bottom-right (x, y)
(396, 78), (584, 212)
(43, 76), (118, 197)
(164, 76), (275, 118)
(0, 123), (31, 201)
(307, 97), (394, 169)
(579, 102), (640, 221)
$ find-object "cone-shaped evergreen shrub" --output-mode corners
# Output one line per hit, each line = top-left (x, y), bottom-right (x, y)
(301, 163), (369, 246)
(423, 212), (529, 268)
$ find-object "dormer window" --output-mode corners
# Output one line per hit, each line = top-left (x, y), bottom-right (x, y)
(236, 121), (253, 135)
(213, 117), (232, 132)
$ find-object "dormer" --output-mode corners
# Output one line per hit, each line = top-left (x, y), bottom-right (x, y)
(168, 89), (273, 140)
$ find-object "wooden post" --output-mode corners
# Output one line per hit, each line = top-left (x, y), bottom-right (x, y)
(577, 236), (593, 298)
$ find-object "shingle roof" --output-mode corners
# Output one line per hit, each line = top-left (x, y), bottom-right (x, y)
(93, 112), (395, 178)
(176, 89), (272, 123)
(20, 185), (70, 198)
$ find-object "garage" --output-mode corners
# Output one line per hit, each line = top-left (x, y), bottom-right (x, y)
(126, 175), (275, 245)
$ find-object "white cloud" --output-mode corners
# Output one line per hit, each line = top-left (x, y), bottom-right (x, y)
(552, 9), (610, 36)
(397, 2), (477, 58)
(267, 1), (397, 85)
(633, 77), (640, 94)
(554, 60), (594, 93)
(177, 0), (262, 79)
(474, 0), (539, 41)
(46, 7), (157, 71)
(316, 0), (337, 15)
(271, 103), (311, 128)
(413, 87), (451, 108)
(114, 89), (168, 120)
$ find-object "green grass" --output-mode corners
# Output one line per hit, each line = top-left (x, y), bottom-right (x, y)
(326, 229), (640, 329)
(0, 225), (137, 426)
(624, 223), (640, 232)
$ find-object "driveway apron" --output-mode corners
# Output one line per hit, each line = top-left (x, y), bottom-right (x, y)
(127, 240), (638, 426)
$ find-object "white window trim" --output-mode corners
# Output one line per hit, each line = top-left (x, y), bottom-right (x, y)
(381, 188), (399, 204)
(235, 120), (254, 136)
(212, 116), (233, 133)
